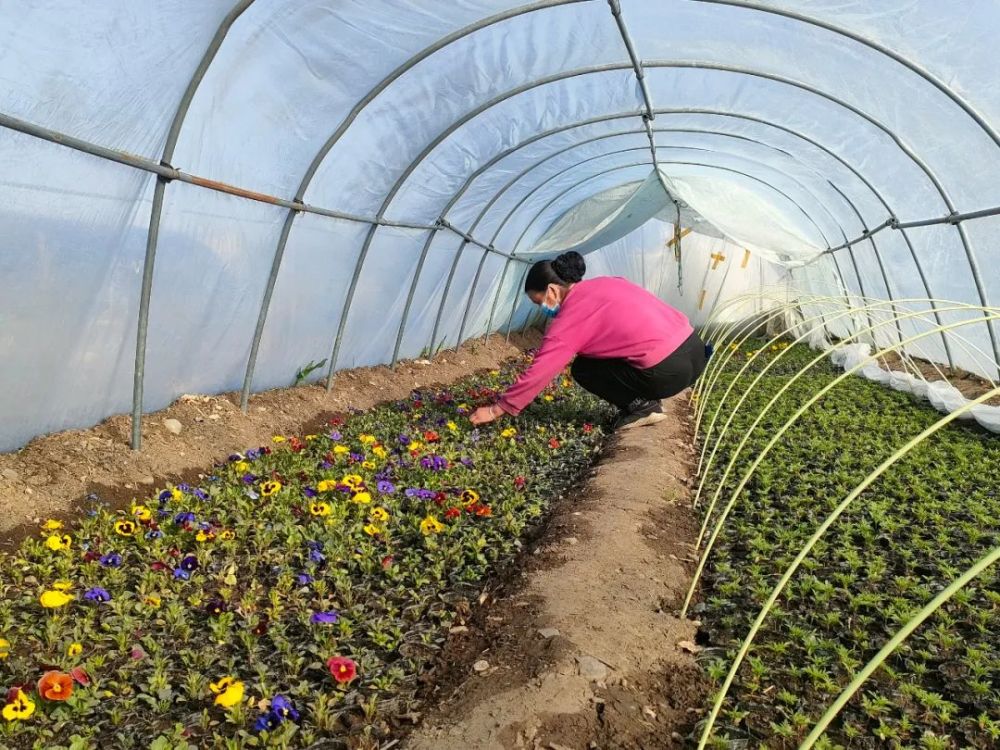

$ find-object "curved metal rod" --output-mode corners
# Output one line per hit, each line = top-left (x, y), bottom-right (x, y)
(480, 157), (840, 348)
(693, 0), (1000, 149)
(132, 0), (257, 449)
(694, 344), (1000, 748)
(801, 542), (1000, 749)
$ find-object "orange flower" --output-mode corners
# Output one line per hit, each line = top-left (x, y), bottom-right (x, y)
(37, 671), (73, 702)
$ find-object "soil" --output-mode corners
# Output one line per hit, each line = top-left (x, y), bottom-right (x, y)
(0, 332), (541, 548)
(402, 394), (708, 750)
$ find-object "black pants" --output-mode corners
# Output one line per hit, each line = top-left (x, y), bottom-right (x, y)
(570, 331), (707, 409)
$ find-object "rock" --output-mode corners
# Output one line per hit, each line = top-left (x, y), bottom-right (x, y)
(677, 640), (702, 654)
(415, 359), (432, 366)
(449, 625), (469, 634)
(1, 468), (19, 482)
(139, 476), (155, 485)
(163, 419), (183, 435)
(576, 655), (609, 681)
(538, 628), (560, 639)
(564, 537), (578, 546)
(208, 414), (221, 421)
(473, 659), (490, 673)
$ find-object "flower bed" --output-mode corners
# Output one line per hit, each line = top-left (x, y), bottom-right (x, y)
(697, 341), (1000, 748)
(0, 356), (609, 748)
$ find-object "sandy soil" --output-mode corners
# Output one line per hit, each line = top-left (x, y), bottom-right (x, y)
(0, 332), (540, 547)
(404, 393), (708, 750)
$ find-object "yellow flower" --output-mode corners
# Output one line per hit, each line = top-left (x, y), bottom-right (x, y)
(317, 479), (337, 492)
(114, 519), (137, 536)
(261, 481), (282, 497)
(420, 515), (444, 536)
(45, 534), (72, 551)
(373, 446), (387, 458)
(461, 489), (480, 507)
(363, 524), (381, 536)
(67, 642), (83, 657)
(359, 434), (377, 445)
(42, 519), (63, 531)
(361, 460), (376, 470)
(500, 427), (517, 439)
(53, 580), (73, 592)
(458, 404), (469, 411)
(220, 529), (235, 541)
(195, 530), (210, 543)
(310, 501), (332, 517)
(446, 421), (458, 432)
(370, 507), (390, 522)
(0, 638), (10, 659)
(407, 441), (423, 452)
(132, 505), (152, 523)
(543, 394), (554, 402)
(144, 594), (162, 608)
(2, 689), (35, 721)
(305, 434), (318, 441)
(351, 491), (372, 505)
(40, 590), (73, 608)
(170, 488), (183, 501)
(490, 370), (500, 376)
(234, 461), (250, 473)
(272, 436), (286, 443)
(561, 378), (572, 388)
(333, 445), (349, 455)
(209, 677), (244, 708)
(342, 474), (364, 489)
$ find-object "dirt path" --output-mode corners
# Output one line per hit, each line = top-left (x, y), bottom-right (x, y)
(405, 394), (708, 750)
(0, 333), (539, 546)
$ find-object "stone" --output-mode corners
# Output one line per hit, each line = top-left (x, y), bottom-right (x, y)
(1, 468), (19, 482)
(564, 537), (578, 546)
(576, 655), (608, 681)
(208, 414), (221, 421)
(473, 660), (490, 673)
(139, 476), (155, 485)
(449, 625), (469, 634)
(163, 418), (183, 435)
(538, 628), (560, 639)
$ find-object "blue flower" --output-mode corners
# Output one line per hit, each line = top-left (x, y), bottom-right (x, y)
(173, 568), (190, 580)
(193, 488), (209, 501)
(177, 482), (191, 492)
(377, 480), (396, 494)
(310, 611), (339, 624)
(271, 695), (300, 722)
(84, 587), (111, 602)
(246, 449), (260, 460)
(309, 548), (325, 564)
(329, 430), (342, 441)
(145, 529), (164, 540)
(303, 487), (318, 498)
(228, 454), (243, 463)
(255, 712), (281, 732)
(242, 473), (256, 484)
(174, 511), (196, 526)
(99, 552), (122, 567)
(180, 555), (199, 572)
(297, 573), (314, 585)
(158, 490), (173, 502)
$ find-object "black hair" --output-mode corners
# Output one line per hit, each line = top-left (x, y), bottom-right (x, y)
(523, 251), (586, 293)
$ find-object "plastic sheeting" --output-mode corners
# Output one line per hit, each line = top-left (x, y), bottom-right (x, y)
(1, 0), (999, 450)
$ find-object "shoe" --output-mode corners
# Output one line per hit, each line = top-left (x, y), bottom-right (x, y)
(613, 399), (665, 430)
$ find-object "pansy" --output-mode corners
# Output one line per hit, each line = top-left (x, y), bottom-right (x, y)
(193, 488), (209, 501)
(309, 547), (326, 564)
(333, 445), (349, 455)
(309, 501), (332, 517)
(45, 534), (72, 551)
(548, 438), (561, 450)
(327, 656), (357, 684)
(261, 481), (282, 497)
(174, 511), (196, 526)
(475, 505), (492, 517)
(329, 429), (343, 441)
(310, 611), (339, 624)
(351, 491), (372, 505)
(132, 505), (153, 523)
(446, 421), (458, 432)
(114, 519), (137, 536)
(361, 460), (376, 470)
(363, 524), (381, 536)
(39, 590), (73, 608)
(0, 638), (9, 659)
(297, 573), (314, 585)
(500, 427), (517, 439)
(67, 642), (83, 657)
(180, 554), (199, 572)
(219, 529), (235, 540)
(145, 528), (164, 540)
(272, 435), (285, 443)
(407, 440), (423, 452)
(205, 599), (226, 617)
(420, 515), (444, 536)
(370, 507), (390, 522)
(234, 461), (250, 473)
(255, 712), (281, 732)
(38, 670), (73, 702)
(444, 507), (461, 520)
(99, 552), (122, 567)
(271, 695), (300, 722)
(373, 445), (388, 458)
(144, 594), (162, 608)
(84, 587), (111, 603)
(461, 489), (480, 507)
(42, 519), (63, 531)
(2, 689), (35, 721)
(359, 434), (376, 445)
(209, 676), (244, 708)
(342, 474), (364, 489)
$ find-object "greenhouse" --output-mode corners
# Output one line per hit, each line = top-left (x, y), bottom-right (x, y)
(0, 1), (998, 748)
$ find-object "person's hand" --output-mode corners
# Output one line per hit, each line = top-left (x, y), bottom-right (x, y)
(470, 404), (503, 426)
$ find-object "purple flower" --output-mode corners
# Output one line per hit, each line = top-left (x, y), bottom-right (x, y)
(99, 552), (122, 567)
(309, 548), (325, 564)
(84, 587), (111, 602)
(320, 461), (333, 470)
(303, 487), (318, 498)
(398, 434), (411, 445)
(255, 713), (281, 732)
(297, 573), (314, 585)
(180, 555), (199, 572)
(174, 511), (196, 526)
(349, 452), (363, 462)
(145, 529), (164, 539)
(177, 482), (191, 492)
(245, 449), (260, 460)
(206, 599), (227, 617)
(158, 490), (172, 502)
(328, 430), (342, 441)
(194, 488), (209, 501)
(310, 611), (339, 624)
(404, 487), (420, 498)
(271, 695), (300, 722)
(377, 480), (396, 494)
(459, 457), (474, 467)
(173, 568), (190, 580)
(242, 473), (256, 484)
(228, 454), (243, 463)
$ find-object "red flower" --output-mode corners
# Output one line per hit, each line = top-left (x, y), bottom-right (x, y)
(444, 507), (461, 520)
(423, 430), (440, 443)
(328, 416), (344, 427)
(70, 667), (90, 686)
(380, 555), (394, 570)
(514, 476), (526, 489)
(433, 491), (447, 506)
(6, 686), (27, 704)
(289, 437), (305, 453)
(413, 400), (424, 409)
(548, 438), (560, 450)
(38, 671), (73, 701)
(83, 550), (100, 563)
(327, 656), (357, 684)
(261, 446), (273, 455)
(475, 505), (492, 517)
(582, 423), (593, 434)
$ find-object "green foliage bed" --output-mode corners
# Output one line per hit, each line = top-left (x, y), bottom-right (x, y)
(0, 356), (609, 749)
(697, 341), (1000, 748)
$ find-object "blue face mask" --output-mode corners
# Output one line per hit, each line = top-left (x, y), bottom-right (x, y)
(541, 303), (560, 318)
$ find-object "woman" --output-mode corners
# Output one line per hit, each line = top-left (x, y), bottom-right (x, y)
(470, 251), (706, 430)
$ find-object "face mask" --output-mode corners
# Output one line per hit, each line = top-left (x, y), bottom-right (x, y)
(540, 286), (560, 318)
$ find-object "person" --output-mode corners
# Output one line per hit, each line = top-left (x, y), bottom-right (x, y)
(470, 251), (706, 430)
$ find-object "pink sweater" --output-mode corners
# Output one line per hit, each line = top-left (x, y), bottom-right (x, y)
(498, 276), (694, 415)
